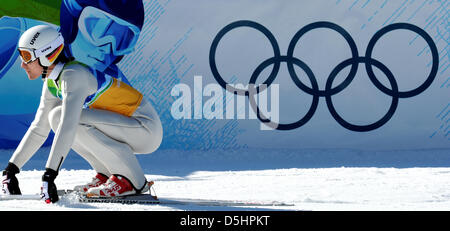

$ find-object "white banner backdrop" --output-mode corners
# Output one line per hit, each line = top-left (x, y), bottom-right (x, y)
(116, 0), (449, 151)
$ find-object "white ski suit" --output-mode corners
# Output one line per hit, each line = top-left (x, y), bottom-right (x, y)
(9, 62), (163, 190)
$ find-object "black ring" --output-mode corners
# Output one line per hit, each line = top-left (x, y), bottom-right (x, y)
(209, 20), (281, 96)
(326, 57), (399, 132)
(287, 21), (359, 97)
(365, 23), (439, 98)
(248, 56), (319, 130)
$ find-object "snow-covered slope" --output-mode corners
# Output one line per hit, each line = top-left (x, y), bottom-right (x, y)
(1, 147), (450, 211)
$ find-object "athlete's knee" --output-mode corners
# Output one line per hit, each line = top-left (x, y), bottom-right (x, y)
(138, 120), (163, 154)
(48, 106), (62, 132)
(149, 124), (163, 153)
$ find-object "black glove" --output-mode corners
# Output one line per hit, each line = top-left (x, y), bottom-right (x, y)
(40, 168), (59, 204)
(1, 162), (21, 195)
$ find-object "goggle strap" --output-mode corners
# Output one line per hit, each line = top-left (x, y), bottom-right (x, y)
(41, 66), (48, 79)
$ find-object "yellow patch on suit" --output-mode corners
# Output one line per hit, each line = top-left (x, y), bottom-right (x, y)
(86, 78), (143, 117)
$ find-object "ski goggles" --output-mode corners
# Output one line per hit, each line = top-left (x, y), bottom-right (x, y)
(18, 33), (64, 64)
(78, 6), (141, 56)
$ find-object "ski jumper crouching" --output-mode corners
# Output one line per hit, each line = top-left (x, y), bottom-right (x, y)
(2, 25), (162, 202)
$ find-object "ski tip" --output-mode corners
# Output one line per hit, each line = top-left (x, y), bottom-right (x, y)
(147, 180), (157, 200)
(148, 181), (154, 187)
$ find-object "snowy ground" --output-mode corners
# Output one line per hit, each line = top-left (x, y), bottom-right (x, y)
(1, 147), (450, 211)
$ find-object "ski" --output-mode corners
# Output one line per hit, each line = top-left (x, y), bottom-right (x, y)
(1, 190), (293, 207)
(0, 189), (70, 201)
(0, 194), (42, 200)
(79, 194), (292, 207)
(79, 193), (160, 204)
(157, 197), (293, 207)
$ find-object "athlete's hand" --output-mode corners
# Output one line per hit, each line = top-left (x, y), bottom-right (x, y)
(1, 163), (21, 195)
(40, 168), (59, 203)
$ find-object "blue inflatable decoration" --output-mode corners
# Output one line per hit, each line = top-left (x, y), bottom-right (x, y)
(0, 0), (145, 148)
(0, 16), (53, 148)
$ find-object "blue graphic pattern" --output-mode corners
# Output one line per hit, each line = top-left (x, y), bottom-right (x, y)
(335, 0), (449, 141)
(118, 0), (245, 150)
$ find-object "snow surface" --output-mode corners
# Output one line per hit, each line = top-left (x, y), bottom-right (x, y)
(1, 147), (450, 211)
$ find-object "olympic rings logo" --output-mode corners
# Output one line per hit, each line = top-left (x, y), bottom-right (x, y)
(209, 20), (439, 132)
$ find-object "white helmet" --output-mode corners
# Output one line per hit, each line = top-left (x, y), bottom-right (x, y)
(18, 25), (64, 67)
